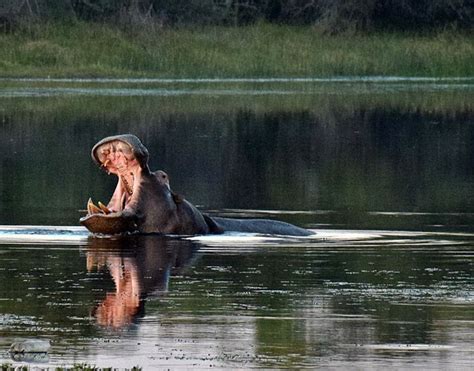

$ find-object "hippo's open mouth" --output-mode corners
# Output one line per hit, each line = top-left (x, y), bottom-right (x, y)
(80, 134), (150, 234)
(86, 139), (139, 214)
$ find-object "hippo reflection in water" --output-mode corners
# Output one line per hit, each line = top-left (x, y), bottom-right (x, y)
(80, 134), (313, 236)
(87, 235), (197, 328)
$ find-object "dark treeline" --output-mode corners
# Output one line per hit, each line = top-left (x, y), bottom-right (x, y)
(0, 0), (472, 33)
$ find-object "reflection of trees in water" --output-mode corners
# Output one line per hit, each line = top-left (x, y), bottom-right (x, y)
(0, 92), (473, 225)
(86, 235), (198, 329)
(242, 245), (472, 358)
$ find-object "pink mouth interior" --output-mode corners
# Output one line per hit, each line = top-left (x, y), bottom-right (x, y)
(92, 140), (142, 213)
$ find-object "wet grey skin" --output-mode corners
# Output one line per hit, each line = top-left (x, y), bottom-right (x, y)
(80, 134), (313, 237)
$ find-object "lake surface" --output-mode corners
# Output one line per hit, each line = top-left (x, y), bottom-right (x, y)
(0, 78), (473, 369)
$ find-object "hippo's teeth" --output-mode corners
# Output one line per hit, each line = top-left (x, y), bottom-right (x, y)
(98, 201), (111, 214)
(87, 198), (103, 215)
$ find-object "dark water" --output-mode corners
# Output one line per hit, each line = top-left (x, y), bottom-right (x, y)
(0, 229), (473, 369)
(0, 79), (473, 369)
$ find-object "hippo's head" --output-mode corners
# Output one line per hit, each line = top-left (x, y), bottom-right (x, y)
(80, 134), (209, 235)
(80, 134), (172, 234)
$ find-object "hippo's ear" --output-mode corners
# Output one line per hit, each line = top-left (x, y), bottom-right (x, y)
(155, 170), (170, 187)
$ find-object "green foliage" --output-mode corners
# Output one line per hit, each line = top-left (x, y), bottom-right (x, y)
(0, 22), (472, 78)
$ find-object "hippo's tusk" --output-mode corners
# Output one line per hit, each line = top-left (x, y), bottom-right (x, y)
(87, 198), (103, 215)
(98, 201), (111, 214)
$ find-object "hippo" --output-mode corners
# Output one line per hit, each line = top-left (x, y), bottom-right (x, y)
(79, 134), (313, 237)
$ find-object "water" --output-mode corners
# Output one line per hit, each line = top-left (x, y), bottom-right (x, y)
(0, 228), (472, 369)
(0, 79), (473, 369)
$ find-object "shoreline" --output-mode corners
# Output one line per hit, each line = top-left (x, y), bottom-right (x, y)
(1, 76), (474, 82)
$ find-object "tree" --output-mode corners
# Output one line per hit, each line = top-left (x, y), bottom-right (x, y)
(0, 0), (472, 32)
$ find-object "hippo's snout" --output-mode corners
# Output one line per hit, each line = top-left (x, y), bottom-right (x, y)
(80, 211), (137, 235)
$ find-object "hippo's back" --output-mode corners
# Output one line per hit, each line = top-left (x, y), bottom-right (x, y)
(211, 217), (313, 236)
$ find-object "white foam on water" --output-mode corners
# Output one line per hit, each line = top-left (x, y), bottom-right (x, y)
(186, 232), (290, 246)
(0, 226), (470, 248)
(187, 229), (384, 247)
(361, 343), (455, 351)
(0, 225), (89, 245)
